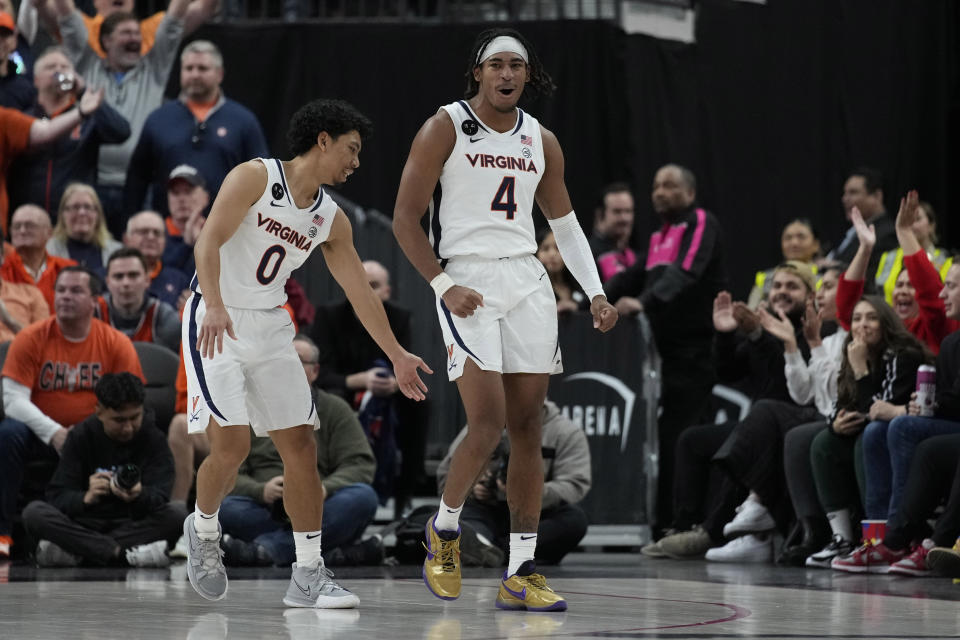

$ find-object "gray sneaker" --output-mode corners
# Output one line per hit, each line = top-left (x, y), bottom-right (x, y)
(283, 562), (360, 609)
(184, 513), (228, 601)
(658, 526), (712, 559)
(35, 540), (80, 567)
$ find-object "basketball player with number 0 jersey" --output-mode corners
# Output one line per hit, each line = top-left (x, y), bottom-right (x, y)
(393, 29), (618, 611)
(182, 99), (431, 609)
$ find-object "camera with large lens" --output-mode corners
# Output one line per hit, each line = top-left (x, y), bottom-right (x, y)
(113, 463), (141, 491)
(54, 72), (75, 93)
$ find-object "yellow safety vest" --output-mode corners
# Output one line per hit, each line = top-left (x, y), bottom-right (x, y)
(875, 248), (953, 305)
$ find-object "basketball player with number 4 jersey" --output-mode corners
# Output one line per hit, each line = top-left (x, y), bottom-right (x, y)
(393, 29), (618, 611)
(182, 99), (431, 609)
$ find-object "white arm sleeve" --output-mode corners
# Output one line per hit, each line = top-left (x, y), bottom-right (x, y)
(784, 350), (814, 407)
(3, 378), (63, 445)
(547, 211), (604, 301)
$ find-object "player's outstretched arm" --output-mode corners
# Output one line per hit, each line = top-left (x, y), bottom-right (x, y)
(393, 112), (483, 318)
(323, 211), (433, 401)
(194, 161), (265, 358)
(535, 126), (618, 333)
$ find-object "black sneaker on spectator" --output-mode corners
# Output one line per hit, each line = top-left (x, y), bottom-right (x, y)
(805, 534), (855, 569)
(221, 534), (272, 567)
(324, 537), (386, 567)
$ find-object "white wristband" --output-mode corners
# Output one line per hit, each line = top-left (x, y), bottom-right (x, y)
(430, 272), (456, 297)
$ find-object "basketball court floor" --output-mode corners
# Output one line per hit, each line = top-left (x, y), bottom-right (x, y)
(3, 552), (960, 639)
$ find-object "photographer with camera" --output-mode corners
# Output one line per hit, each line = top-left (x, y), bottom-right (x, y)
(7, 46), (129, 218)
(22, 372), (181, 567)
(436, 399), (592, 566)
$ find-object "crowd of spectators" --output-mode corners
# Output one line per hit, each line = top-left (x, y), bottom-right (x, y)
(0, 0), (957, 584)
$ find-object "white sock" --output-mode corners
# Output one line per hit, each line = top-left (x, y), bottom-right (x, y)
(294, 530), (323, 567)
(827, 509), (853, 542)
(434, 497), (462, 532)
(507, 533), (537, 576)
(193, 506), (219, 540)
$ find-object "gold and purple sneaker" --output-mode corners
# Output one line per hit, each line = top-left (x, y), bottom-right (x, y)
(422, 515), (461, 600)
(495, 561), (567, 612)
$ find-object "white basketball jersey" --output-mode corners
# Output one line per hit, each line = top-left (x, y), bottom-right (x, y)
(191, 158), (338, 309)
(430, 101), (545, 260)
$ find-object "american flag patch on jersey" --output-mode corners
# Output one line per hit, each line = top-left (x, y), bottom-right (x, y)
(313, 214), (325, 226)
(520, 134), (532, 146)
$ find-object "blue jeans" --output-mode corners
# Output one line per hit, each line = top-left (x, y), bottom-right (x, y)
(861, 420), (893, 519)
(219, 483), (378, 565)
(0, 418), (57, 536)
(886, 415), (960, 521)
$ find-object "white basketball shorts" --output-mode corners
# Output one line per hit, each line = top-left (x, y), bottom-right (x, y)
(436, 254), (562, 381)
(182, 293), (317, 436)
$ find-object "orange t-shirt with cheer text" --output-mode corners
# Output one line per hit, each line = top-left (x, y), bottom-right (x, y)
(2, 317), (144, 427)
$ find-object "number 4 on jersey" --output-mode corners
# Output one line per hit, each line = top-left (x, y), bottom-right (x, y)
(491, 176), (517, 220)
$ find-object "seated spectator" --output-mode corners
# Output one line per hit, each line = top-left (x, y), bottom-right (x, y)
(161, 164), (206, 275)
(0, 238), (49, 341)
(0, 11), (34, 109)
(833, 260), (960, 573)
(0, 91), (104, 235)
(124, 40), (268, 216)
(874, 199), (952, 305)
(95, 246), (180, 351)
(776, 264), (850, 565)
(807, 295), (930, 570)
(536, 227), (586, 313)
(22, 372), (181, 566)
(46, 182), (121, 276)
(747, 219), (820, 309)
(836, 196), (959, 355)
(589, 182), (636, 282)
(122, 210), (189, 309)
(436, 399), (591, 566)
(310, 260), (424, 516)
(1, 204), (76, 311)
(218, 334), (382, 567)
(52, 0), (190, 231)
(0, 266), (143, 559)
(8, 46), (129, 215)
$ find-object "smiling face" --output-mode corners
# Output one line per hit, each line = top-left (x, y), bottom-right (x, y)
(473, 54), (528, 113)
(769, 269), (811, 316)
(891, 269), (918, 321)
(851, 300), (882, 346)
(320, 130), (361, 185)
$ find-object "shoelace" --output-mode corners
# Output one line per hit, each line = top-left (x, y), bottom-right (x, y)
(515, 573), (553, 593)
(304, 564), (347, 594)
(423, 538), (458, 573)
(194, 539), (224, 577)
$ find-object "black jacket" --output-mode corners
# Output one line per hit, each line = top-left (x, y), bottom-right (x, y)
(935, 331), (960, 421)
(45, 412), (174, 521)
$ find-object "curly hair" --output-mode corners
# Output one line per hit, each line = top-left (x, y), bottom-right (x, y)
(835, 295), (932, 410)
(95, 372), (145, 410)
(286, 99), (374, 157)
(464, 28), (555, 101)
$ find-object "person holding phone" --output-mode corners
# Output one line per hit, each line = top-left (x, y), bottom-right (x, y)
(805, 295), (931, 569)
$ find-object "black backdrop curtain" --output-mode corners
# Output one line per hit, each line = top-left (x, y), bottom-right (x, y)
(185, 0), (960, 300)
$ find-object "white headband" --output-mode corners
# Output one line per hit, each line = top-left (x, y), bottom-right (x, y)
(477, 36), (529, 65)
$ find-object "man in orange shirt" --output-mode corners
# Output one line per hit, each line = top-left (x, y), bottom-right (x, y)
(0, 91), (104, 234)
(0, 239), (49, 342)
(1, 204), (77, 311)
(0, 266), (144, 558)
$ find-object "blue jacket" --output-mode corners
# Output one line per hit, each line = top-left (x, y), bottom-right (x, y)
(149, 263), (190, 308)
(124, 95), (268, 215)
(8, 98), (130, 216)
